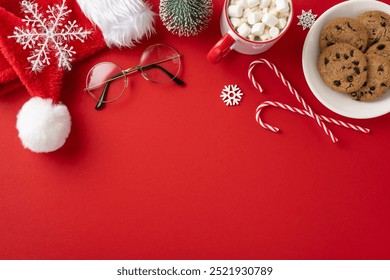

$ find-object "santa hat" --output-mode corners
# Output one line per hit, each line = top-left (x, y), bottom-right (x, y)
(0, 0), (155, 153)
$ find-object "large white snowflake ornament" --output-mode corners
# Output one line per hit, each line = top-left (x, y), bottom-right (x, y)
(8, 0), (91, 72)
(220, 84), (243, 106)
(297, 9), (317, 30)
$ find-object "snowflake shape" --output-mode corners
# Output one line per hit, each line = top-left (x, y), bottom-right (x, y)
(297, 9), (317, 30)
(220, 84), (243, 106)
(8, 0), (91, 72)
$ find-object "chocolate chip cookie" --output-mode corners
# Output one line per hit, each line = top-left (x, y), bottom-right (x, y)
(319, 17), (369, 52)
(350, 53), (390, 101)
(356, 10), (390, 46)
(318, 43), (368, 93)
(366, 40), (390, 60)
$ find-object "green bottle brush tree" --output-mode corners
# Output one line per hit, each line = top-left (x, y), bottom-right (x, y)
(159, 0), (213, 37)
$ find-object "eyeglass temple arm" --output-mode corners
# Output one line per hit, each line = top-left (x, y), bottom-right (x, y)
(139, 64), (185, 86)
(95, 72), (125, 110)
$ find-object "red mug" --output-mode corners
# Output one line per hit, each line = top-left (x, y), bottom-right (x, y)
(207, 0), (294, 63)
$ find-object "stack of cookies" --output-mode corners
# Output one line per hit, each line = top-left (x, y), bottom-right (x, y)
(317, 11), (390, 102)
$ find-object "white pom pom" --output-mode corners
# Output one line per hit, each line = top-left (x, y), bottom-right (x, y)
(76, 0), (155, 48)
(16, 97), (71, 153)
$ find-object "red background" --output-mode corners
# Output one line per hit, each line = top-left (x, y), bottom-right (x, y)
(1, 0), (389, 260)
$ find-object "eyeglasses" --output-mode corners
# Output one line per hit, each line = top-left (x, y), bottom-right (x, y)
(84, 44), (184, 110)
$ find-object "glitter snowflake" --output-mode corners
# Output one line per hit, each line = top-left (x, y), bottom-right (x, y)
(8, 0), (91, 72)
(297, 9), (317, 30)
(220, 84), (243, 106)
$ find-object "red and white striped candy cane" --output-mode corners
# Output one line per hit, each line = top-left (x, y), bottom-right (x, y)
(248, 59), (370, 142)
(256, 101), (370, 134)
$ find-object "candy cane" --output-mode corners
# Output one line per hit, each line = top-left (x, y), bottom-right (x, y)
(256, 101), (370, 134)
(248, 59), (370, 142)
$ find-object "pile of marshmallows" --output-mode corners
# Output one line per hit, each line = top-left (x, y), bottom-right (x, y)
(228, 0), (291, 41)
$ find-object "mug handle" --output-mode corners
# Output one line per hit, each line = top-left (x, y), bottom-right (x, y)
(207, 31), (236, 63)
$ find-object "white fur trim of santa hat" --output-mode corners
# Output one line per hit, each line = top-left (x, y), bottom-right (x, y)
(76, 0), (156, 48)
(16, 97), (71, 153)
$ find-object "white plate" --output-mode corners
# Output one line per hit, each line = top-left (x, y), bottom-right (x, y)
(302, 0), (390, 119)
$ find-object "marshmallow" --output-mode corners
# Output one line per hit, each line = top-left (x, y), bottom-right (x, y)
(247, 12), (262, 25)
(229, 0), (290, 42)
(237, 22), (251, 37)
(260, 0), (271, 9)
(262, 13), (278, 27)
(243, 7), (251, 18)
(275, 0), (289, 13)
(247, 0), (260, 8)
(230, 17), (242, 28)
(269, 26), (280, 38)
(279, 11), (290, 18)
(228, 5), (244, 18)
(251, 22), (265, 35)
(260, 33), (271, 41)
(277, 18), (287, 29)
(269, 7), (279, 16)
(235, 0), (248, 9)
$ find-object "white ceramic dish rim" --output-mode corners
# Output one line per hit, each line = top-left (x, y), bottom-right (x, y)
(302, 0), (390, 119)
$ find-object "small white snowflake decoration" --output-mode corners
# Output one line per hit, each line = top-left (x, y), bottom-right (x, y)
(8, 0), (91, 72)
(297, 9), (317, 30)
(220, 84), (243, 106)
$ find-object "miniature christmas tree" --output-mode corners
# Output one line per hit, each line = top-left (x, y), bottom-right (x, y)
(159, 0), (213, 37)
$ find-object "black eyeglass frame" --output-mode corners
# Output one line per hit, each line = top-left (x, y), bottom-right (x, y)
(84, 44), (185, 110)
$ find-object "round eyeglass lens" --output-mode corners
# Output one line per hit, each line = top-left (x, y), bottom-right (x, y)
(86, 62), (127, 103)
(139, 44), (181, 84)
